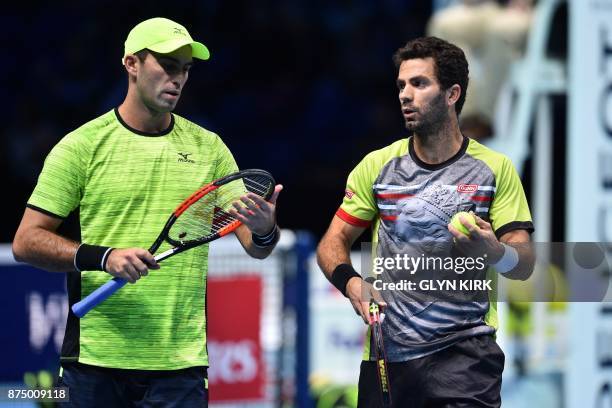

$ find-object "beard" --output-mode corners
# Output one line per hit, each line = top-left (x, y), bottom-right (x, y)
(403, 92), (448, 135)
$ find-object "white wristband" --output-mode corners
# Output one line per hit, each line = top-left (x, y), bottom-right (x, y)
(73, 243), (84, 272)
(492, 243), (519, 274)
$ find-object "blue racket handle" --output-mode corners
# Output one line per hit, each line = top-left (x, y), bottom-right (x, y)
(71, 277), (128, 318)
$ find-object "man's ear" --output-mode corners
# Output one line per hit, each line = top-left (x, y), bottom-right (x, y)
(123, 55), (139, 76)
(447, 84), (461, 107)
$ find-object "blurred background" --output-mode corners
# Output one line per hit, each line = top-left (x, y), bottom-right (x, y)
(2, 0), (612, 407)
(0, 0), (432, 242)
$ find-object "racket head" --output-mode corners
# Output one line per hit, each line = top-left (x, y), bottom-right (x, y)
(155, 169), (275, 252)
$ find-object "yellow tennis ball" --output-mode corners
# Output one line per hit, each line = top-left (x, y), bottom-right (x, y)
(23, 372), (37, 388)
(38, 370), (53, 388)
(450, 211), (477, 236)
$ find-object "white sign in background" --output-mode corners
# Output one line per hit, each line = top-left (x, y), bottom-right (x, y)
(308, 253), (365, 386)
(567, 1), (612, 407)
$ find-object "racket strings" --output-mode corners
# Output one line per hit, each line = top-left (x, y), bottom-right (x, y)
(168, 175), (273, 243)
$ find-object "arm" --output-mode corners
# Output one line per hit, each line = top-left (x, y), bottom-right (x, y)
(234, 224), (279, 259)
(449, 214), (535, 280)
(497, 229), (534, 280)
(317, 215), (385, 323)
(12, 208), (78, 272)
(13, 208), (158, 283)
(316, 215), (365, 279)
(232, 184), (283, 259)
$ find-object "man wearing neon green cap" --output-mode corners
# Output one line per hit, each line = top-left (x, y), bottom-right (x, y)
(13, 17), (282, 407)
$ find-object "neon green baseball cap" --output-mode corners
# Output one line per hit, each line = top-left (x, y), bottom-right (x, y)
(123, 17), (210, 61)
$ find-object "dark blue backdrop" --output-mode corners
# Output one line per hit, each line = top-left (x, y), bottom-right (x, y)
(0, 261), (66, 382)
(1, 1), (431, 243)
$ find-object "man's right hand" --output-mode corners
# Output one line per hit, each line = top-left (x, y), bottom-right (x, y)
(105, 248), (160, 283)
(346, 277), (387, 324)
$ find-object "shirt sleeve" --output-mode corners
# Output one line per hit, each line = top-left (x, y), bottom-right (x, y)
(27, 133), (88, 218)
(212, 135), (239, 180)
(336, 154), (378, 227)
(210, 134), (243, 209)
(489, 156), (534, 238)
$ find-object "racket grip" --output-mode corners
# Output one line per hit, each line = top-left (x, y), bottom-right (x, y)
(71, 277), (128, 318)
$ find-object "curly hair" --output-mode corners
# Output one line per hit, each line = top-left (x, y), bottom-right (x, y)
(393, 37), (469, 116)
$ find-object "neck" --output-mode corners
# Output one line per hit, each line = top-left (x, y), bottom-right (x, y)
(118, 90), (171, 133)
(412, 114), (464, 165)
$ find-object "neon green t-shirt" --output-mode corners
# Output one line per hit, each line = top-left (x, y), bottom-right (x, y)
(28, 109), (238, 370)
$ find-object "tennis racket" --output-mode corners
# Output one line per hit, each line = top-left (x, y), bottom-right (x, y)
(369, 299), (392, 407)
(72, 169), (276, 318)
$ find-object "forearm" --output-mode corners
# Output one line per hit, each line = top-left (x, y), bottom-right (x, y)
(317, 217), (366, 297)
(316, 234), (353, 280)
(13, 226), (79, 272)
(498, 241), (535, 281)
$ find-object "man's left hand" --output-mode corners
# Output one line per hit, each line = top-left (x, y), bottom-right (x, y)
(229, 184), (283, 235)
(448, 212), (504, 263)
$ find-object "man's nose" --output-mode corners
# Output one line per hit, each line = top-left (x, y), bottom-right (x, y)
(171, 75), (185, 88)
(399, 87), (412, 103)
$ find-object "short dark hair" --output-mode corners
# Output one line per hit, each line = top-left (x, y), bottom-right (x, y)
(393, 37), (469, 116)
(134, 49), (149, 61)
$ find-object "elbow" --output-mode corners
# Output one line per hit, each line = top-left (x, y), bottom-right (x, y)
(12, 238), (25, 263)
(12, 226), (33, 263)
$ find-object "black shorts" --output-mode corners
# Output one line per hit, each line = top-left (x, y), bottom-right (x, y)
(57, 362), (208, 408)
(358, 335), (505, 408)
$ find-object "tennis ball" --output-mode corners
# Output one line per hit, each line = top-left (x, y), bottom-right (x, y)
(23, 372), (37, 388)
(38, 370), (53, 388)
(450, 211), (478, 236)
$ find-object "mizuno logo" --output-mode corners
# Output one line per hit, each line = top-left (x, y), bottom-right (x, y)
(177, 152), (195, 163)
(173, 28), (187, 36)
(457, 184), (478, 193)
